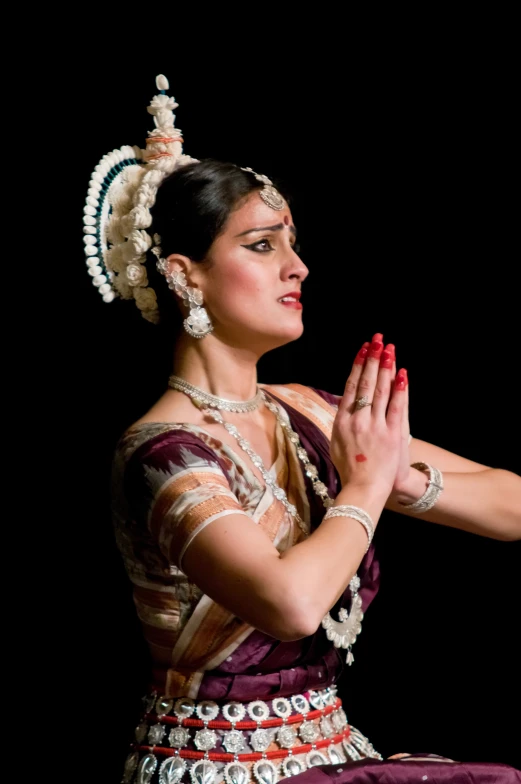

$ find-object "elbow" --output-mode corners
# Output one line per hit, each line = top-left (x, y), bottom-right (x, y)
(274, 615), (322, 642)
(265, 589), (323, 642)
(495, 525), (521, 542)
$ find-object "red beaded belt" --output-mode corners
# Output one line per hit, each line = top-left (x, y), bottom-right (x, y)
(122, 687), (382, 783)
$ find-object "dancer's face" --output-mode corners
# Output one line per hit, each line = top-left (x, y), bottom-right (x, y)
(193, 190), (309, 351)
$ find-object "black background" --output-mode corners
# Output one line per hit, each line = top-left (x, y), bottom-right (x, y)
(42, 35), (519, 781)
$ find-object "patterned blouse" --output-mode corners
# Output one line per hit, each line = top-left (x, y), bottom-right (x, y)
(111, 384), (379, 700)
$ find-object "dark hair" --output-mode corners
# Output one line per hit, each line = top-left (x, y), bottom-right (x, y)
(145, 159), (289, 330)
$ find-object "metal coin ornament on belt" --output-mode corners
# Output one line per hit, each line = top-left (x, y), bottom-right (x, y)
(174, 698), (195, 719)
(159, 756), (187, 784)
(169, 726), (190, 748)
(253, 759), (279, 784)
(278, 725), (298, 748)
(282, 757), (304, 777)
(250, 728), (271, 752)
(224, 761), (250, 784)
(148, 723), (167, 745)
(223, 702), (247, 723)
(122, 752), (139, 783)
(247, 700), (270, 722)
(136, 753), (158, 784)
(299, 720), (321, 743)
(190, 759), (217, 784)
(157, 696), (174, 717)
(223, 729), (245, 753)
(194, 728), (218, 751)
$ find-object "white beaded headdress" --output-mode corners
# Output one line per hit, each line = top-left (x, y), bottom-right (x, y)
(83, 75), (285, 324)
(82, 74), (198, 323)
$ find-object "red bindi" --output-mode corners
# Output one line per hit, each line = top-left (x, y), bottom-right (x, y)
(355, 454), (368, 462)
(283, 215), (289, 225)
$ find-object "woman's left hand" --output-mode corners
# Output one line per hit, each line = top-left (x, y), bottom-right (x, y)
(388, 346), (433, 506)
(388, 344), (412, 493)
(387, 346), (431, 505)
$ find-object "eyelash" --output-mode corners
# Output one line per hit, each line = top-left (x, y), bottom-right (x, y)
(242, 239), (301, 254)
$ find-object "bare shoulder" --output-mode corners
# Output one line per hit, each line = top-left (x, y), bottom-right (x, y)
(130, 389), (207, 429)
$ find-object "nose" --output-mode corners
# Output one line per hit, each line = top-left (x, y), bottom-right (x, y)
(284, 246), (309, 283)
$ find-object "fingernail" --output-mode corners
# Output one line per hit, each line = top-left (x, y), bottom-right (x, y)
(354, 342), (370, 365)
(386, 343), (395, 359)
(369, 340), (383, 358)
(395, 368), (407, 390)
(380, 350), (393, 369)
(372, 333), (384, 343)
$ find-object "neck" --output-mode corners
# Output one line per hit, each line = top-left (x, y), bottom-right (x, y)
(171, 332), (261, 401)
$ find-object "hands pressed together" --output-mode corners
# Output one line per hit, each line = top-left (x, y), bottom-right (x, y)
(330, 333), (411, 495)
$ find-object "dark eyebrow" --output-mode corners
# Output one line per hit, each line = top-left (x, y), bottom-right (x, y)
(235, 223), (297, 238)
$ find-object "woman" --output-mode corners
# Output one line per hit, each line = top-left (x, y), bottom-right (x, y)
(84, 76), (520, 783)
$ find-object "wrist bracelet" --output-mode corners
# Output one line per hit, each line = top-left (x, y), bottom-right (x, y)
(323, 504), (375, 552)
(401, 462), (444, 513)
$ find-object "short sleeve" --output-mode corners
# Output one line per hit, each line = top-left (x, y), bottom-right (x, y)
(126, 430), (249, 570)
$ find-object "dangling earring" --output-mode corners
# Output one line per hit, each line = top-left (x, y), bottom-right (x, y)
(169, 270), (213, 339)
(152, 238), (213, 339)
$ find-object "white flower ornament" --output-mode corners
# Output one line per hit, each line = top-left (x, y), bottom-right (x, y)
(82, 74), (192, 321)
(187, 307), (211, 333)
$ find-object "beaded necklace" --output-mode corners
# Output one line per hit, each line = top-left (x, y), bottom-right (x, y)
(171, 378), (364, 665)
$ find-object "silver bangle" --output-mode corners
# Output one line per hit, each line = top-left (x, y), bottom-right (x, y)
(323, 504), (375, 552)
(401, 462), (444, 513)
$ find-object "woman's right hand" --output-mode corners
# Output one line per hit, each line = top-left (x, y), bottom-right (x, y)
(330, 333), (408, 492)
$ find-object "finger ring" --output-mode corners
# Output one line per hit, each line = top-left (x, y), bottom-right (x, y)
(355, 395), (372, 410)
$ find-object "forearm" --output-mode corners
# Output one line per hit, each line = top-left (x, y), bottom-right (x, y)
(388, 467), (521, 541)
(279, 482), (390, 631)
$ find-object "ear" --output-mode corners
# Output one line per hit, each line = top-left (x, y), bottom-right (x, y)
(165, 253), (193, 279)
(165, 253), (206, 290)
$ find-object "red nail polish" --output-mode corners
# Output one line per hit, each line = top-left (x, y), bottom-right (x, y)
(386, 343), (395, 358)
(380, 350), (393, 368)
(354, 343), (370, 365)
(372, 333), (384, 343)
(369, 340), (383, 358)
(395, 368), (407, 390)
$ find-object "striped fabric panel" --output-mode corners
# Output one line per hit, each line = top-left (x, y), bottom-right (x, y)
(263, 383), (338, 440)
(165, 596), (254, 698)
(149, 468), (248, 568)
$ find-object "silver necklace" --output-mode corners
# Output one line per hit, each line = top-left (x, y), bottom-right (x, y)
(174, 380), (364, 664)
(168, 374), (263, 413)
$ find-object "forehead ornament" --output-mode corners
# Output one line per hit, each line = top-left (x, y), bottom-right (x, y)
(240, 168), (285, 211)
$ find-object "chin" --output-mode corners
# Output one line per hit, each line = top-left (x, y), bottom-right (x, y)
(268, 322), (304, 347)
(220, 316), (304, 350)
